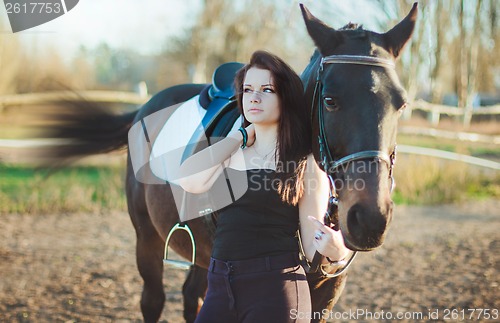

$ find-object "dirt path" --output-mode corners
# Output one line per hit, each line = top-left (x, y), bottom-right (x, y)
(334, 199), (499, 322)
(1, 199), (498, 322)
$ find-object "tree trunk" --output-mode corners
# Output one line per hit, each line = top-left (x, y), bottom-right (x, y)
(463, 0), (483, 127)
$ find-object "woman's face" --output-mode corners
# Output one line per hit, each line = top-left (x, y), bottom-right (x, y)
(242, 67), (280, 126)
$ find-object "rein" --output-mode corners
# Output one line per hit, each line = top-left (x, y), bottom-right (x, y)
(304, 55), (398, 277)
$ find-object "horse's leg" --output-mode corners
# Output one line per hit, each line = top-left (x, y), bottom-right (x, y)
(136, 223), (166, 323)
(307, 273), (348, 323)
(182, 265), (208, 323)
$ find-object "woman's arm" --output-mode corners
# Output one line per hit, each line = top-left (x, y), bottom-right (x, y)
(298, 153), (349, 262)
(178, 125), (255, 194)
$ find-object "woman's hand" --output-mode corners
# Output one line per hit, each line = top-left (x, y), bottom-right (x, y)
(307, 216), (350, 262)
(245, 124), (256, 147)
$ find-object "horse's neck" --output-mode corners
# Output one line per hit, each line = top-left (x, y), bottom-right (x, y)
(301, 52), (322, 105)
(300, 51), (321, 82)
(301, 53), (322, 164)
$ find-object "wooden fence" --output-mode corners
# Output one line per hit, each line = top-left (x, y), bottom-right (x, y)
(0, 91), (151, 111)
(399, 126), (500, 145)
(1, 92), (499, 125)
(1, 138), (497, 170)
(397, 145), (499, 170)
(0, 91), (498, 149)
(407, 99), (500, 126)
(0, 90), (498, 169)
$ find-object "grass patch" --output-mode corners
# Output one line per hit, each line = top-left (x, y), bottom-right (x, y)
(397, 134), (500, 158)
(392, 155), (499, 205)
(395, 132), (499, 204)
(1, 153), (498, 214)
(0, 164), (127, 214)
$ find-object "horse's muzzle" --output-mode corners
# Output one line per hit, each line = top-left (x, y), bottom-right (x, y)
(342, 200), (394, 251)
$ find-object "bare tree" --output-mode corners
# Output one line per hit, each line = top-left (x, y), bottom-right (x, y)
(165, 0), (306, 83)
(429, 0), (452, 104)
(478, 0), (499, 94)
(0, 20), (22, 95)
(388, 0), (497, 127)
(382, 0), (427, 120)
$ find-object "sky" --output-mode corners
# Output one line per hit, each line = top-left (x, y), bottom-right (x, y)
(1, 0), (393, 58)
(1, 0), (200, 56)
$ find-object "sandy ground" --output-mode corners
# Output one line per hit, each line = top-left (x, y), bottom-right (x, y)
(0, 199), (498, 322)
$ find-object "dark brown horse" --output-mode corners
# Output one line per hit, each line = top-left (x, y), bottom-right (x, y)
(32, 4), (417, 322)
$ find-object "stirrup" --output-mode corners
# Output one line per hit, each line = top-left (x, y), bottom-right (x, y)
(163, 223), (196, 270)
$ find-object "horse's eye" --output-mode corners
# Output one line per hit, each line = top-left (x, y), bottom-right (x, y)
(323, 97), (339, 112)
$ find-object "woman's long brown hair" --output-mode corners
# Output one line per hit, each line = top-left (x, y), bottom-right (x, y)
(234, 50), (312, 205)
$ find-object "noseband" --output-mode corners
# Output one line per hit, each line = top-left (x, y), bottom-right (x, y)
(306, 55), (398, 277)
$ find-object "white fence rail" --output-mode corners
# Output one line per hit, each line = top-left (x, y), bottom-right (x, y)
(399, 126), (500, 145)
(1, 92), (499, 115)
(0, 91), (498, 169)
(0, 91), (151, 109)
(398, 145), (499, 170)
(409, 99), (500, 126)
(1, 139), (498, 170)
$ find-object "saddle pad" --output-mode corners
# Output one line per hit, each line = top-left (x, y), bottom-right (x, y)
(150, 95), (205, 181)
(149, 95), (241, 182)
(128, 95), (246, 222)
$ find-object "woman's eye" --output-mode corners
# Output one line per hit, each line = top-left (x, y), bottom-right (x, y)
(324, 97), (339, 112)
(243, 88), (252, 93)
(263, 87), (275, 93)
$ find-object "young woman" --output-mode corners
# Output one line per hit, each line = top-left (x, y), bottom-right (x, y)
(178, 50), (349, 323)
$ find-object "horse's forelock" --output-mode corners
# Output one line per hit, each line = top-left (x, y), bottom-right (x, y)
(339, 22), (362, 31)
(339, 24), (368, 41)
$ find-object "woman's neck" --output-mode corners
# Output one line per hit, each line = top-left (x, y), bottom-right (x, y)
(253, 124), (278, 151)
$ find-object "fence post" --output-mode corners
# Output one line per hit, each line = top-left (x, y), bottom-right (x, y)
(135, 81), (148, 99)
(429, 109), (440, 126)
(402, 106), (413, 120)
(463, 106), (473, 128)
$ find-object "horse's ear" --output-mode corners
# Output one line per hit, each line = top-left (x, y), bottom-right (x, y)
(383, 2), (418, 58)
(300, 3), (342, 54)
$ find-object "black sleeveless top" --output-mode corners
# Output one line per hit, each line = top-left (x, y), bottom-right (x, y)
(212, 168), (299, 261)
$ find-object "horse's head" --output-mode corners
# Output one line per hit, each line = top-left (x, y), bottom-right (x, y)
(300, 4), (418, 251)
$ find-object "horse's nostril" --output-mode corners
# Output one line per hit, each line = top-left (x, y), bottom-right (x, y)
(346, 204), (363, 237)
(346, 203), (390, 249)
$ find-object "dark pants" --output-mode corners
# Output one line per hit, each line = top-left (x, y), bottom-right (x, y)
(195, 252), (311, 323)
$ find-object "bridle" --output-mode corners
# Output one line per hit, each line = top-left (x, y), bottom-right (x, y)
(305, 54), (398, 277)
(313, 55), (397, 193)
